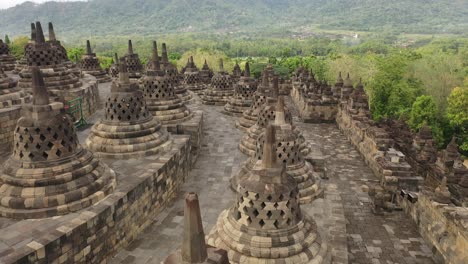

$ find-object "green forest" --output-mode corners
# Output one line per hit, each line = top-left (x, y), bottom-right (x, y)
(1, 0), (467, 156)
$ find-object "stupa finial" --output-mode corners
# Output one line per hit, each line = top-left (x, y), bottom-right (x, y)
(151, 40), (160, 71)
(35, 21), (45, 43)
(31, 67), (49, 105)
(30, 23), (36, 41)
(162, 43), (169, 63)
(244, 62), (251, 77)
(262, 124), (278, 169)
(86, 40), (93, 55)
(48, 22), (56, 41)
(128, 40), (134, 55)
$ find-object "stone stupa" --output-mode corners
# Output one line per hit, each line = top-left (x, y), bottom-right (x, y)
(207, 124), (327, 263)
(182, 56), (206, 95)
(161, 43), (192, 102)
(143, 41), (192, 124)
(80, 40), (111, 83)
(239, 77), (309, 157)
(163, 193), (230, 264)
(224, 62), (257, 116)
(201, 59), (233, 105)
(17, 21), (99, 118)
(232, 96), (321, 204)
(86, 62), (172, 158)
(0, 67), (116, 219)
(0, 39), (16, 71)
(235, 66), (272, 132)
(46, 22), (81, 77)
(121, 40), (143, 79)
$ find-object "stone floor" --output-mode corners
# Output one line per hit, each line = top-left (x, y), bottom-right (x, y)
(0, 79), (437, 264)
(109, 94), (436, 264)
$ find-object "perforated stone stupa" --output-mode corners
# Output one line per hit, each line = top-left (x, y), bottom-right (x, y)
(80, 40), (111, 83)
(0, 68), (116, 219)
(143, 41), (192, 124)
(161, 43), (192, 102)
(86, 63), (172, 158)
(224, 62), (258, 116)
(232, 96), (321, 204)
(239, 77), (308, 157)
(0, 39), (16, 71)
(201, 59), (233, 105)
(122, 40), (143, 79)
(47, 22), (80, 77)
(182, 56), (206, 95)
(17, 21), (99, 118)
(207, 125), (327, 263)
(163, 193), (229, 264)
(236, 66), (272, 131)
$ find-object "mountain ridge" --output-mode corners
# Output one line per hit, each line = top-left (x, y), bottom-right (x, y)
(0, 0), (467, 38)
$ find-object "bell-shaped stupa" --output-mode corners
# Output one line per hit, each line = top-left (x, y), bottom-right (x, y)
(224, 62), (257, 116)
(207, 125), (327, 263)
(232, 96), (321, 204)
(86, 62), (172, 158)
(142, 41), (192, 124)
(80, 40), (111, 83)
(201, 59), (234, 105)
(0, 68), (116, 219)
(121, 40), (143, 79)
(0, 39), (16, 71)
(236, 66), (272, 131)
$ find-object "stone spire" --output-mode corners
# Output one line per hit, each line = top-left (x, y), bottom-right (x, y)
(30, 23), (36, 41)
(244, 62), (251, 77)
(148, 40), (161, 71)
(48, 22), (56, 41)
(75, 53), (79, 64)
(162, 43), (169, 64)
(114, 53), (119, 64)
(118, 62), (130, 84)
(128, 39), (134, 55)
(86, 40), (93, 55)
(274, 96), (286, 125)
(271, 75), (279, 99)
(35, 21), (46, 43)
(182, 193), (208, 262)
(163, 193), (229, 264)
(335, 72), (344, 86)
(31, 67), (49, 105)
(262, 124), (278, 168)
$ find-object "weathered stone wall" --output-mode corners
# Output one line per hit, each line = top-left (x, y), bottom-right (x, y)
(398, 194), (468, 264)
(336, 108), (422, 190)
(166, 110), (203, 165)
(0, 136), (191, 264)
(0, 107), (21, 152)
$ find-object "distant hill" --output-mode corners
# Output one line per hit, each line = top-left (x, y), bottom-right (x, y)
(0, 0), (467, 38)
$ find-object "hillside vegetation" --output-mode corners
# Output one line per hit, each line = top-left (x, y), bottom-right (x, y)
(0, 0), (467, 38)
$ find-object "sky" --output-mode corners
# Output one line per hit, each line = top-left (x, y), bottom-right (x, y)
(0, 0), (86, 10)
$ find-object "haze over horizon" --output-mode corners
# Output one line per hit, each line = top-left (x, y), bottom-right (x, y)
(0, 0), (85, 9)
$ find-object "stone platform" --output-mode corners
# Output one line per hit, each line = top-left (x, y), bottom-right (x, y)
(0, 132), (191, 263)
